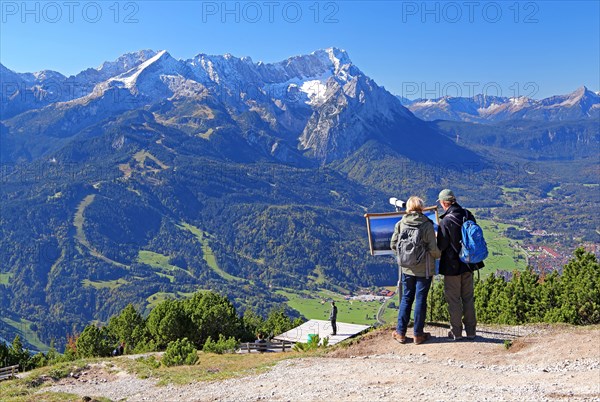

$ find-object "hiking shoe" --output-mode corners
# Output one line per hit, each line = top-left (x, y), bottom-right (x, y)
(392, 331), (406, 344)
(448, 331), (463, 341)
(414, 332), (431, 345)
(466, 334), (476, 340)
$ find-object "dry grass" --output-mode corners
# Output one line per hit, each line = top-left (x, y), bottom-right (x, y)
(120, 350), (305, 386)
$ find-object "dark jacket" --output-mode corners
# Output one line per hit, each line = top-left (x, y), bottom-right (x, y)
(437, 203), (485, 276)
(390, 212), (441, 277)
(329, 305), (337, 321)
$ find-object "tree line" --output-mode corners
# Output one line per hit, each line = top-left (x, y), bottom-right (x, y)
(1, 291), (301, 370)
(427, 248), (599, 325)
(2, 248), (598, 371)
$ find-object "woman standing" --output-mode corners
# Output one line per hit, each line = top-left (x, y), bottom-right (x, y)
(390, 196), (440, 344)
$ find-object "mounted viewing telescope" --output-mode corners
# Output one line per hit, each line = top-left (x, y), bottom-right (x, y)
(389, 197), (406, 211)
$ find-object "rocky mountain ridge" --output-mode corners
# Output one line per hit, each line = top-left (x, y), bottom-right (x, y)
(1, 48), (473, 165)
(399, 86), (600, 123)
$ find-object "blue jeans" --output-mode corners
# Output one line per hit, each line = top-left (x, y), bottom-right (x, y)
(396, 273), (432, 336)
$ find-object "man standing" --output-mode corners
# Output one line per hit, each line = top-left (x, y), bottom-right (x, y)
(437, 189), (484, 340)
(329, 301), (338, 336)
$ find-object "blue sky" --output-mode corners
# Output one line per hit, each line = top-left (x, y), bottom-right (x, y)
(1, 0), (598, 99)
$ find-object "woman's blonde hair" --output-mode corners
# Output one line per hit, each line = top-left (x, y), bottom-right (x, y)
(405, 196), (424, 213)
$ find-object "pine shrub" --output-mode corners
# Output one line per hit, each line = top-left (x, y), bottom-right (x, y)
(162, 338), (198, 367)
(202, 334), (238, 354)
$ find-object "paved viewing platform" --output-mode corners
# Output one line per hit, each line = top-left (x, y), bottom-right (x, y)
(274, 320), (371, 346)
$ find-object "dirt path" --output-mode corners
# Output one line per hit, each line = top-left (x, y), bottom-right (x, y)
(41, 324), (600, 401)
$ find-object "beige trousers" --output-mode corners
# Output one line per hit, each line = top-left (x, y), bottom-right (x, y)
(444, 272), (477, 337)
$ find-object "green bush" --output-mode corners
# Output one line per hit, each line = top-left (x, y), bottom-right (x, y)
(4, 335), (33, 369)
(136, 355), (161, 369)
(162, 338), (198, 367)
(146, 300), (190, 350)
(262, 308), (296, 338)
(293, 334), (328, 352)
(427, 278), (449, 322)
(107, 304), (146, 352)
(76, 325), (115, 358)
(424, 248), (600, 327)
(202, 334), (238, 354)
(551, 248), (599, 325)
(183, 292), (242, 348)
(474, 248), (599, 325)
(29, 352), (47, 368)
(132, 338), (160, 354)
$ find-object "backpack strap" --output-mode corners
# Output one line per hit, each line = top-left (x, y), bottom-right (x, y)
(444, 213), (463, 255)
(421, 217), (433, 278)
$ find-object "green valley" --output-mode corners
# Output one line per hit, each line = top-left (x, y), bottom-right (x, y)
(276, 289), (397, 325)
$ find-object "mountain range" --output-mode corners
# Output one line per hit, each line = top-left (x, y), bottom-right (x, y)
(398, 87), (600, 123)
(0, 48), (598, 350)
(1, 48), (475, 166)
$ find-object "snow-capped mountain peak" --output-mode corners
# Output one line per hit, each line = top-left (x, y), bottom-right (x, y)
(96, 49), (158, 75)
(112, 50), (171, 89)
(401, 87), (599, 123)
(509, 96), (529, 106)
(559, 86), (588, 107)
(96, 49), (157, 78)
(0, 47), (424, 164)
(32, 70), (66, 82)
(324, 47), (351, 71)
(77, 50), (190, 103)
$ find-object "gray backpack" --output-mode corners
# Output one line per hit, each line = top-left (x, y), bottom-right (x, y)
(396, 225), (426, 267)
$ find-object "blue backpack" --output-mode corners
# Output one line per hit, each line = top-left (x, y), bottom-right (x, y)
(449, 213), (488, 264)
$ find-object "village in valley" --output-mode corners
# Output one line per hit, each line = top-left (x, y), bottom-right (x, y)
(330, 240), (599, 306)
(525, 242), (599, 275)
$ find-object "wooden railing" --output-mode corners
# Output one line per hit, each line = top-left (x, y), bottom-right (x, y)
(239, 341), (292, 353)
(0, 365), (19, 381)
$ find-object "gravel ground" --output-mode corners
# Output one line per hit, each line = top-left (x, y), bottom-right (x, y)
(41, 324), (600, 401)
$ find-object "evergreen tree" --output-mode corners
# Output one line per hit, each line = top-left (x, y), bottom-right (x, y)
(552, 248), (599, 324)
(262, 307), (295, 337)
(182, 292), (241, 347)
(0, 341), (9, 367)
(45, 340), (60, 365)
(473, 248), (599, 326)
(241, 308), (265, 341)
(427, 278), (448, 322)
(475, 274), (507, 323)
(145, 299), (190, 349)
(162, 338), (198, 367)
(107, 304), (145, 352)
(9, 335), (31, 369)
(497, 269), (541, 324)
(76, 325), (115, 358)
(540, 271), (562, 322)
